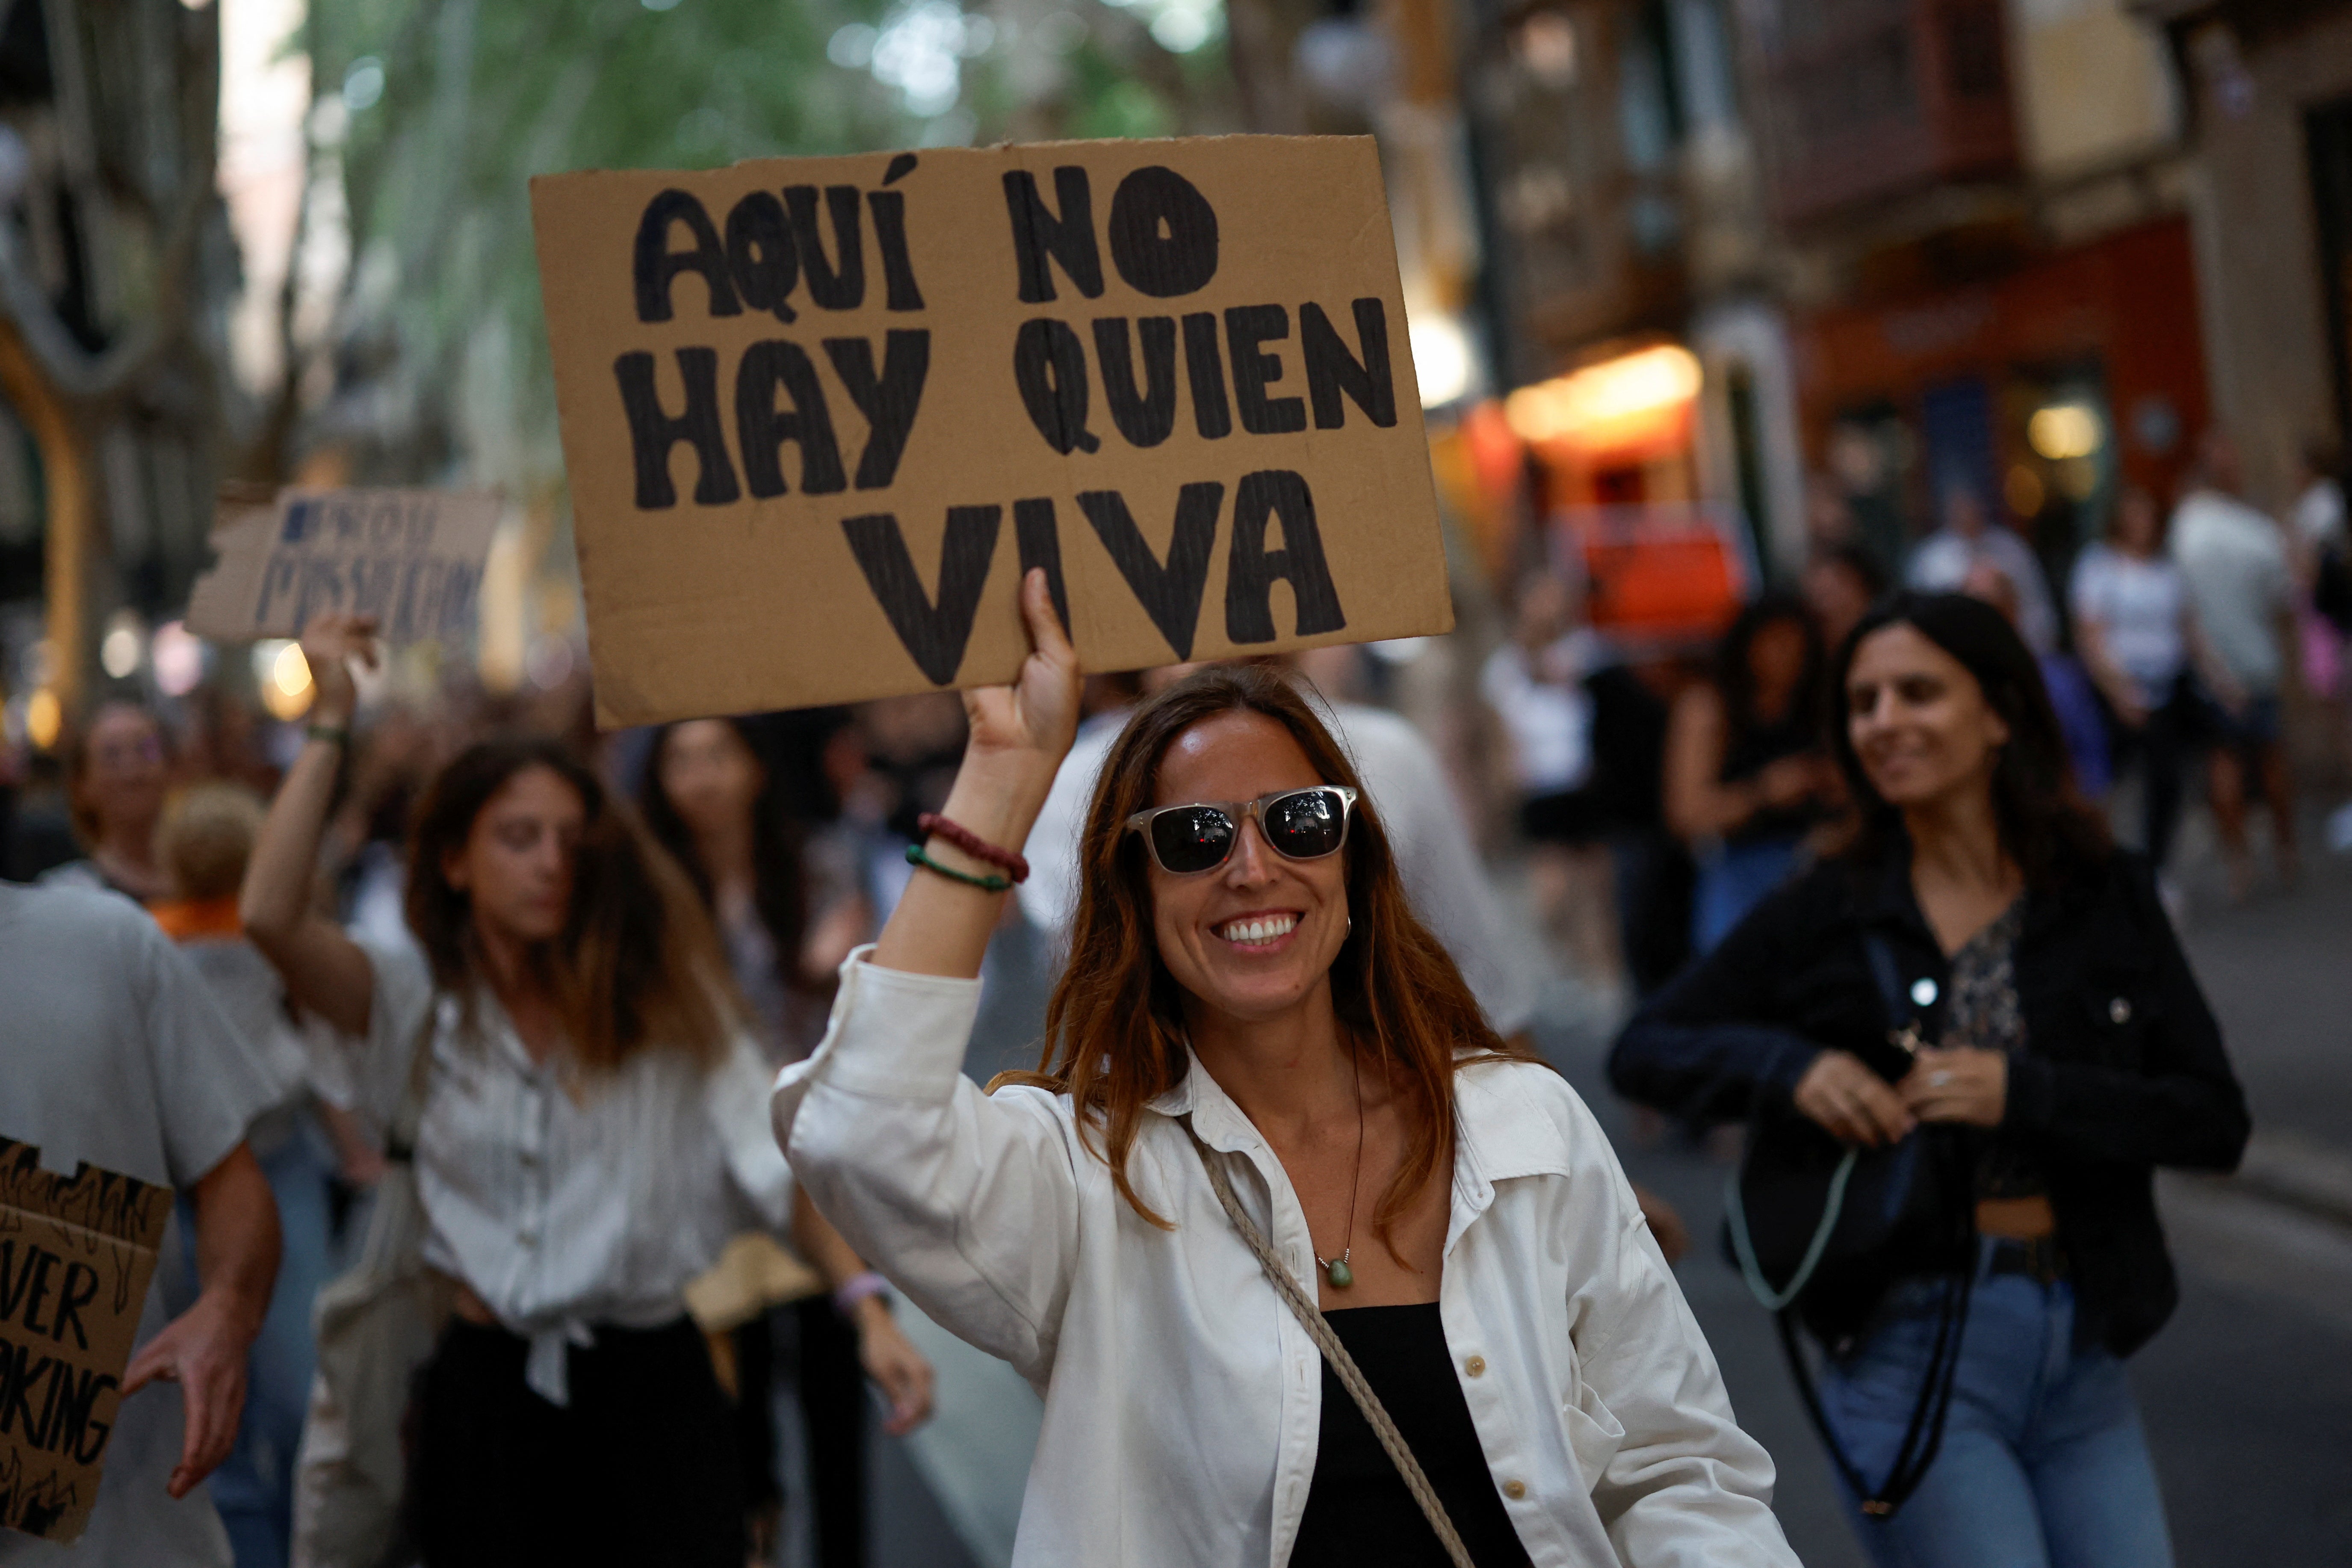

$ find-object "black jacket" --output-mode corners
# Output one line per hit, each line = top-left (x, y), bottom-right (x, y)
(1609, 845), (2249, 1357)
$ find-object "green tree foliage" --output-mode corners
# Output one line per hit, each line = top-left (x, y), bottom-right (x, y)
(290, 0), (1235, 498)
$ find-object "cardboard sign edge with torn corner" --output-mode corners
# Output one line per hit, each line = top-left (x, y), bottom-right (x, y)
(531, 134), (1456, 730)
(0, 1139), (173, 1545)
(183, 487), (506, 646)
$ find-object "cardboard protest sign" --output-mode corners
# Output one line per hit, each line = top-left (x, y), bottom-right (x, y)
(531, 136), (1453, 726)
(185, 488), (501, 645)
(0, 1139), (171, 1543)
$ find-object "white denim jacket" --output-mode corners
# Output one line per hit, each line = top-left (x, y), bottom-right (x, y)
(774, 951), (1798, 1568)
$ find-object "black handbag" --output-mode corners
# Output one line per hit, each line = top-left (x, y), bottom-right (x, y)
(1721, 931), (1976, 1517)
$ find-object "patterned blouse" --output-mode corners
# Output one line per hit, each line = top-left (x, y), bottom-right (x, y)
(1943, 899), (2045, 1202)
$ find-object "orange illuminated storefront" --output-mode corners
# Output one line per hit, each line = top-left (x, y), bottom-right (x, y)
(1436, 342), (1749, 645)
(1793, 217), (2211, 574)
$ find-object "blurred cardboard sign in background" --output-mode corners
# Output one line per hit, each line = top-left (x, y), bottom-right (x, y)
(0, 1140), (172, 1544)
(531, 135), (1453, 726)
(186, 489), (501, 645)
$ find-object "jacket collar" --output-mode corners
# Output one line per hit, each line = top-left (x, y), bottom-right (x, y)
(1852, 837), (2075, 950)
(1147, 1051), (1575, 1251)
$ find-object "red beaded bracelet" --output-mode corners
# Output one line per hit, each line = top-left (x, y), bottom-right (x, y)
(917, 812), (1031, 884)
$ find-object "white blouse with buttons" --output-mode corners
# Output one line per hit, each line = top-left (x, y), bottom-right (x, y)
(354, 936), (793, 1404)
(776, 950), (1799, 1568)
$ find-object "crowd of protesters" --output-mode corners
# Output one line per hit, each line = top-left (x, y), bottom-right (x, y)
(0, 419), (2329, 1568)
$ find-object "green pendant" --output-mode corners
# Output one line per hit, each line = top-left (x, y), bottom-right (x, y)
(1325, 1257), (1354, 1289)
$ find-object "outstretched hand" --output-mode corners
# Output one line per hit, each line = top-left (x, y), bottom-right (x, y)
(962, 568), (1082, 778)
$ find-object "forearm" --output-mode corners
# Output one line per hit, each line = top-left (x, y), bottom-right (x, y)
(241, 734), (342, 945)
(791, 1187), (872, 1291)
(1667, 776), (1762, 841)
(188, 1144), (281, 1339)
(2007, 1055), (2249, 1170)
(872, 754), (1058, 980)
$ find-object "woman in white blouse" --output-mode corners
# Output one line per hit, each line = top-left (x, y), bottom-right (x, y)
(776, 571), (1797, 1568)
(241, 611), (921, 1568)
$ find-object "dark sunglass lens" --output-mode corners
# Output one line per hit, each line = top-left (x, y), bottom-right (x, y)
(1265, 790), (1345, 859)
(1150, 806), (1235, 873)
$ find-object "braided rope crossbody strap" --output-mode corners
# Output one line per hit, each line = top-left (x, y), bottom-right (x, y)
(1184, 1124), (1477, 1568)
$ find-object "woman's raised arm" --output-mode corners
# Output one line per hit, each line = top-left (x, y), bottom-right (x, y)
(871, 569), (1081, 979)
(240, 611), (381, 1038)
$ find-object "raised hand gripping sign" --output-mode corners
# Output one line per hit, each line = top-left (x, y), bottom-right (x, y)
(531, 136), (1452, 725)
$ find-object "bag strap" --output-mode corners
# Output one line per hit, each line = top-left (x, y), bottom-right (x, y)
(383, 997), (439, 1162)
(1183, 1124), (1475, 1568)
(1769, 926), (1969, 1518)
(1723, 1147), (1859, 1312)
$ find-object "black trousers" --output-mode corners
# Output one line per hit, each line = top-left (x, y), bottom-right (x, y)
(730, 1296), (869, 1568)
(413, 1318), (745, 1568)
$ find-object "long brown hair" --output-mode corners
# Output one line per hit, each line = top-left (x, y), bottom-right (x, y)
(406, 736), (736, 1071)
(998, 665), (1536, 1255)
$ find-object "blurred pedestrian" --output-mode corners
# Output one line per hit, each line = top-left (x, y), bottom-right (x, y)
(240, 612), (798, 1568)
(641, 716), (934, 1565)
(1803, 543), (1888, 655)
(1665, 595), (1838, 952)
(2289, 437), (2352, 851)
(2069, 488), (2215, 874)
(1480, 576), (1616, 981)
(148, 784), (344, 1568)
(1582, 656), (1698, 998)
(1907, 487), (2058, 654)
(1, 878), (284, 1566)
(778, 573), (1798, 1568)
(42, 700), (173, 899)
(2170, 432), (2297, 899)
(1962, 560), (2111, 801)
(1611, 592), (2248, 1568)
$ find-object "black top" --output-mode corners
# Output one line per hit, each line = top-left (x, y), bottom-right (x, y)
(1291, 1305), (1531, 1568)
(1718, 706), (1823, 847)
(1608, 845), (2249, 1354)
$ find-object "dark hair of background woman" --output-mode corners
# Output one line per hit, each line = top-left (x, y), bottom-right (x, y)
(1828, 591), (2110, 886)
(407, 734), (733, 1069)
(1715, 591), (1825, 741)
(639, 715), (817, 998)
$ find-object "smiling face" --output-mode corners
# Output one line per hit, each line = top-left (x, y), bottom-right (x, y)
(1144, 711), (1352, 1029)
(78, 704), (168, 843)
(1845, 623), (2010, 812)
(442, 764), (587, 947)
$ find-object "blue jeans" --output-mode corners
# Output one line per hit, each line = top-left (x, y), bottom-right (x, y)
(1817, 1251), (2174, 1568)
(1691, 836), (1801, 954)
(182, 1126), (338, 1568)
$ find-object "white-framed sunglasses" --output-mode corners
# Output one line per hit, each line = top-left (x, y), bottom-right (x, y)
(1125, 786), (1359, 876)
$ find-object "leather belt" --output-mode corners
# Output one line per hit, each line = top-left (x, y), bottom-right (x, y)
(1986, 1234), (2066, 1284)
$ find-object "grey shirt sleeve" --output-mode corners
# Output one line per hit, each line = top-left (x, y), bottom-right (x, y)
(130, 914), (285, 1187)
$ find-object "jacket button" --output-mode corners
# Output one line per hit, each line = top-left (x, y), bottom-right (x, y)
(1502, 1479), (1527, 1500)
(1464, 1355), (1486, 1377)
(2109, 997), (2132, 1025)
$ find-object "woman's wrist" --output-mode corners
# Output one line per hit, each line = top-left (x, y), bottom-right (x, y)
(937, 759), (1056, 850)
(835, 1268), (891, 1320)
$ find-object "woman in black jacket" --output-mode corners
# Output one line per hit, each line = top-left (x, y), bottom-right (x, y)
(1611, 592), (2247, 1568)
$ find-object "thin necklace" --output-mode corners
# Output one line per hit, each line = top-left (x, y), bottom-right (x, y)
(1315, 1049), (1365, 1290)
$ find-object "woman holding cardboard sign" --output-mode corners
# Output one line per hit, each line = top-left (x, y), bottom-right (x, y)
(240, 613), (927, 1568)
(774, 570), (1797, 1567)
